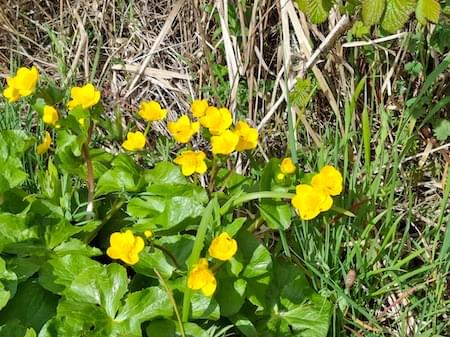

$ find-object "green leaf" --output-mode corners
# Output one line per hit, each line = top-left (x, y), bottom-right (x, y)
(381, 0), (416, 33)
(64, 263), (128, 318)
(115, 287), (173, 327)
(133, 248), (175, 279)
(238, 232), (272, 279)
(0, 210), (39, 252)
(38, 254), (101, 294)
(55, 301), (112, 337)
(289, 77), (315, 110)
(155, 235), (195, 271)
(146, 320), (208, 337)
(229, 314), (258, 337)
(416, 0), (440, 25)
(0, 130), (33, 193)
(259, 201), (292, 230)
(362, 0), (386, 26)
(96, 169), (138, 196)
(295, 0), (335, 24)
(215, 278), (247, 316)
(128, 184), (208, 231)
(145, 161), (187, 185)
(351, 21), (371, 38)
(0, 321), (36, 337)
(190, 292), (220, 320)
(433, 119), (450, 142)
(52, 238), (102, 257)
(0, 280), (58, 332)
(281, 294), (332, 337)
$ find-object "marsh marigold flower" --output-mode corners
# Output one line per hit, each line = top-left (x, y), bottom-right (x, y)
(67, 83), (101, 110)
(42, 105), (59, 126)
(167, 115), (200, 143)
(200, 107), (232, 135)
(106, 230), (144, 265)
(187, 258), (217, 296)
(291, 184), (332, 220)
(311, 165), (343, 196)
(138, 100), (167, 121)
(122, 131), (146, 151)
(191, 99), (209, 118)
(36, 131), (51, 155)
(211, 130), (239, 155)
(208, 232), (237, 261)
(280, 158), (296, 175)
(233, 121), (258, 151)
(3, 66), (39, 101)
(174, 150), (207, 176)
(3, 84), (20, 103)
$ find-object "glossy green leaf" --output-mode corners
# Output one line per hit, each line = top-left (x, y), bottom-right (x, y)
(0, 280), (58, 333)
(190, 292), (220, 320)
(146, 320), (208, 337)
(115, 287), (172, 326)
(215, 278), (247, 316)
(133, 248), (175, 279)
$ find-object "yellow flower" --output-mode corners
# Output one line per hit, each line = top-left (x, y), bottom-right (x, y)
(67, 83), (101, 110)
(280, 158), (296, 175)
(42, 105), (59, 126)
(8, 66), (39, 97)
(291, 184), (333, 220)
(106, 230), (145, 265)
(3, 85), (20, 103)
(191, 99), (209, 118)
(208, 232), (238, 261)
(36, 131), (52, 155)
(187, 258), (217, 296)
(174, 150), (207, 176)
(311, 165), (343, 196)
(138, 100), (167, 121)
(234, 121), (258, 151)
(144, 230), (153, 238)
(167, 115), (200, 143)
(122, 131), (146, 151)
(200, 107), (232, 135)
(211, 130), (239, 155)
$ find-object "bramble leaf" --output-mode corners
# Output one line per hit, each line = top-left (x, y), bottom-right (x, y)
(362, 0), (386, 26)
(416, 0), (440, 25)
(381, 0), (416, 33)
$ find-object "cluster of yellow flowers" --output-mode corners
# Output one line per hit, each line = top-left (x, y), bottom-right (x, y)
(105, 229), (237, 297)
(188, 232), (238, 296)
(291, 165), (343, 220)
(2, 66), (103, 155)
(122, 99), (259, 177)
(2, 66), (39, 102)
(37, 83), (101, 154)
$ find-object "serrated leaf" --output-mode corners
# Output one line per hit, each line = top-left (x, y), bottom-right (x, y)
(416, 0), (440, 25)
(289, 77), (315, 110)
(295, 0), (335, 24)
(381, 0), (416, 33)
(362, 0), (386, 26)
(433, 119), (450, 142)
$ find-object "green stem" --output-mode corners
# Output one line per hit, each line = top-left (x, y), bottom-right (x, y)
(154, 268), (186, 337)
(182, 199), (215, 322)
(231, 191), (295, 207)
(144, 122), (151, 137)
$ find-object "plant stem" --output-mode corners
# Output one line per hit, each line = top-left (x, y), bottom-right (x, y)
(154, 268), (186, 337)
(82, 121), (95, 215)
